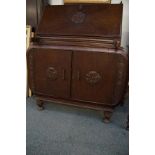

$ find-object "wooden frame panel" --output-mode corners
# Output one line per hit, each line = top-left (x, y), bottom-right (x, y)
(71, 50), (117, 104)
(28, 48), (72, 99)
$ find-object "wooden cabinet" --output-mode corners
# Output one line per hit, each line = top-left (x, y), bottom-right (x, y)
(27, 4), (128, 122)
(27, 46), (128, 122)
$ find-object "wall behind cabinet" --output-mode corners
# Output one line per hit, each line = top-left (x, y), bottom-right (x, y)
(48, 0), (64, 5)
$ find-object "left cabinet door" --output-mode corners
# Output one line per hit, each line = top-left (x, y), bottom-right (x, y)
(27, 48), (72, 99)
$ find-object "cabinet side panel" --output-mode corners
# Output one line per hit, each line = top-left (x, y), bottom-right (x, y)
(27, 48), (35, 92)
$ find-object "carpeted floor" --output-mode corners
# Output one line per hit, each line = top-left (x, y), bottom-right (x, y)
(26, 97), (129, 155)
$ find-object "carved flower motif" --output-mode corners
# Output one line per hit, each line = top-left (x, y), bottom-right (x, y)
(46, 67), (58, 80)
(85, 71), (102, 85)
(71, 11), (86, 24)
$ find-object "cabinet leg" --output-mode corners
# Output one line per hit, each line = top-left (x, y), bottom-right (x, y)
(36, 99), (44, 110)
(103, 110), (113, 123)
(126, 114), (129, 130)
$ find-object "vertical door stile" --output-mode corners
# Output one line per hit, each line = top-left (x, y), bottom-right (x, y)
(70, 50), (74, 98)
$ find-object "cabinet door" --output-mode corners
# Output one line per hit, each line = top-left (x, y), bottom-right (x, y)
(32, 48), (72, 98)
(71, 51), (120, 104)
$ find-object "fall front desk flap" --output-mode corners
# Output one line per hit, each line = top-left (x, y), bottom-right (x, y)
(36, 4), (123, 41)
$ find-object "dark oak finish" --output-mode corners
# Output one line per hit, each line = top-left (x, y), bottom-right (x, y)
(33, 48), (72, 98)
(37, 4), (122, 38)
(27, 4), (128, 122)
(72, 51), (118, 104)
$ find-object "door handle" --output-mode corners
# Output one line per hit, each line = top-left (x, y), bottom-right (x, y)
(72, 71), (80, 80)
(62, 69), (66, 80)
(77, 71), (80, 80)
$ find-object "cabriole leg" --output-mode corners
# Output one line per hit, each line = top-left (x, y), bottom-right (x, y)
(103, 110), (113, 123)
(36, 99), (44, 110)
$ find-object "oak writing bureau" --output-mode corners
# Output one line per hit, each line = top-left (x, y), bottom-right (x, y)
(27, 4), (128, 123)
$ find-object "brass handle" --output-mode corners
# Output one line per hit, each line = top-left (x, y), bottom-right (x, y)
(77, 71), (80, 80)
(62, 69), (65, 80)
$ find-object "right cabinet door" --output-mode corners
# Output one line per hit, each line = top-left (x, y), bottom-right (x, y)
(71, 51), (127, 104)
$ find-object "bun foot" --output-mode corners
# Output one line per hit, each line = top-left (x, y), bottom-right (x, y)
(37, 106), (44, 111)
(103, 110), (113, 123)
(126, 114), (129, 130)
(36, 99), (44, 110)
(103, 118), (110, 123)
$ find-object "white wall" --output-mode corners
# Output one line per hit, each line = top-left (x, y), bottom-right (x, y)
(48, 0), (129, 49)
(48, 0), (64, 5)
(112, 0), (129, 49)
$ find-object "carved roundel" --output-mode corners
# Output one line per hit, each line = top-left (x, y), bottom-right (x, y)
(85, 71), (102, 85)
(46, 67), (58, 80)
(71, 11), (86, 24)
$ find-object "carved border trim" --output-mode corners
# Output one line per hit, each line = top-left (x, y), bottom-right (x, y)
(113, 61), (125, 103)
(29, 51), (35, 91)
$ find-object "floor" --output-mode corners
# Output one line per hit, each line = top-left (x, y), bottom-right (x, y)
(26, 97), (129, 155)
